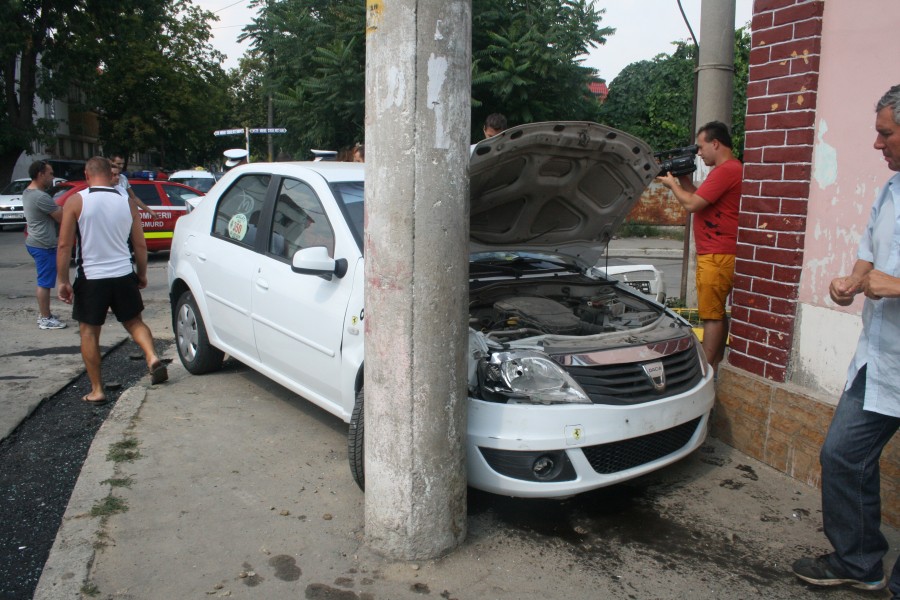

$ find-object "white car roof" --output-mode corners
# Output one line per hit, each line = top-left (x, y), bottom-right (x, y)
(170, 170), (215, 179)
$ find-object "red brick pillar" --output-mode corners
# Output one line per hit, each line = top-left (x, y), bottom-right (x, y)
(727, 0), (824, 381)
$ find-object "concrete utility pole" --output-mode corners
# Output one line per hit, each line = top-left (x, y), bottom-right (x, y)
(684, 0), (736, 307)
(363, 0), (471, 560)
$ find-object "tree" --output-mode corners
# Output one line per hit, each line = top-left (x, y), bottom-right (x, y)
(471, 0), (614, 139)
(92, 0), (229, 168)
(0, 0), (136, 183)
(598, 27), (751, 155)
(241, 0), (613, 156)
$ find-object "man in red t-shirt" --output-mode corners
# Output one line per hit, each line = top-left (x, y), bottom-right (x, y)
(658, 121), (742, 373)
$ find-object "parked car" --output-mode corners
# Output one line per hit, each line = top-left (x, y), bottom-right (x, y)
(55, 179), (203, 251)
(167, 122), (715, 499)
(1, 177), (68, 230)
(169, 169), (217, 193)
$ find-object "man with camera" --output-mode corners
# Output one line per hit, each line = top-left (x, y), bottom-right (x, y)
(657, 120), (742, 374)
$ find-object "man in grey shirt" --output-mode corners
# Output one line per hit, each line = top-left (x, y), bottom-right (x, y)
(23, 160), (66, 329)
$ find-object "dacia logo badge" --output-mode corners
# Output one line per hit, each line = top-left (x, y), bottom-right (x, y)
(642, 361), (666, 392)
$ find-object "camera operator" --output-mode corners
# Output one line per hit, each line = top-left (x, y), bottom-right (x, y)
(657, 120), (742, 375)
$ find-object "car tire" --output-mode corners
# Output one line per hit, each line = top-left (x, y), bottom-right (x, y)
(174, 290), (224, 375)
(348, 387), (365, 491)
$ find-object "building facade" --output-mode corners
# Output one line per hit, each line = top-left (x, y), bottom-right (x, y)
(715, 0), (900, 525)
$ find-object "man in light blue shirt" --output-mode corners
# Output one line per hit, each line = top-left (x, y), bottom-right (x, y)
(793, 84), (900, 595)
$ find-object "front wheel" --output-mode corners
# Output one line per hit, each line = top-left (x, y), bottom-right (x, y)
(348, 387), (365, 491)
(174, 290), (224, 374)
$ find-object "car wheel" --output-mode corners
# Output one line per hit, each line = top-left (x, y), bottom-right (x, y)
(174, 290), (224, 374)
(348, 387), (365, 491)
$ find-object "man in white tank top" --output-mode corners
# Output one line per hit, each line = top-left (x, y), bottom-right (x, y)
(56, 157), (168, 404)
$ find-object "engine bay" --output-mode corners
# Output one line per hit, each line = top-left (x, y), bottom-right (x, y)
(469, 278), (664, 342)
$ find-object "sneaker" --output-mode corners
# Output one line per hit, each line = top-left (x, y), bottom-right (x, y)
(792, 555), (887, 591)
(38, 316), (67, 330)
(36, 313), (60, 324)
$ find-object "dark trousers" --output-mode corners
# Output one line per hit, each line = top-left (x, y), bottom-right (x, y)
(821, 366), (900, 595)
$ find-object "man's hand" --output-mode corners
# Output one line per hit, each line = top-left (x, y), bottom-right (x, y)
(860, 269), (900, 300)
(137, 273), (148, 290)
(58, 282), (74, 304)
(656, 172), (679, 190)
(829, 275), (863, 306)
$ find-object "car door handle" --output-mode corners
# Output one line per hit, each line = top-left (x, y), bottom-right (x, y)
(196, 253), (207, 262)
(256, 278), (269, 291)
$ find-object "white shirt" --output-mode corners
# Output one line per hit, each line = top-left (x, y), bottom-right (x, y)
(76, 186), (134, 279)
(846, 171), (900, 417)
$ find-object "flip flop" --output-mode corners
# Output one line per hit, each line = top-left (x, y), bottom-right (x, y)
(149, 361), (169, 385)
(82, 394), (108, 405)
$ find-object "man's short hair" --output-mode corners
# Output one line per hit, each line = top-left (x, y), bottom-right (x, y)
(697, 121), (733, 149)
(484, 113), (507, 132)
(85, 156), (113, 178)
(876, 84), (900, 125)
(28, 160), (49, 181)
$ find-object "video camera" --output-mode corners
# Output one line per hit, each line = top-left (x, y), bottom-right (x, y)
(655, 144), (698, 177)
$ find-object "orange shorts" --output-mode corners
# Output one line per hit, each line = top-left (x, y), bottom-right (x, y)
(696, 253), (735, 320)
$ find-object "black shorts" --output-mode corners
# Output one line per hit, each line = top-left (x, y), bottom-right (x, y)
(72, 272), (145, 326)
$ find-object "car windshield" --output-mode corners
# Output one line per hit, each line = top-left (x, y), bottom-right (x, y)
(1, 180), (29, 195)
(330, 181), (364, 250)
(171, 178), (214, 193)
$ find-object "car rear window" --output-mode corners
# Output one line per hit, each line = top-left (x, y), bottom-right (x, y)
(213, 174), (271, 247)
(171, 177), (214, 193)
(161, 183), (200, 207)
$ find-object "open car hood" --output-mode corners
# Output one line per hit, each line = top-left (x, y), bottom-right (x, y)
(469, 122), (657, 263)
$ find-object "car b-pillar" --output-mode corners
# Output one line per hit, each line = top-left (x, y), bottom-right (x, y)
(363, 0), (471, 559)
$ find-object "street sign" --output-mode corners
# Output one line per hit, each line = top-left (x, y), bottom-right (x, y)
(213, 128), (245, 136)
(248, 128), (287, 134)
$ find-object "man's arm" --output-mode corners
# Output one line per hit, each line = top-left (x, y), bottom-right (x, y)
(656, 172), (710, 213)
(829, 259), (874, 306)
(128, 201), (150, 289)
(56, 194), (82, 304)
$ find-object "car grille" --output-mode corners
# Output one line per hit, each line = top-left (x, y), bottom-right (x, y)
(563, 347), (702, 405)
(582, 417), (703, 474)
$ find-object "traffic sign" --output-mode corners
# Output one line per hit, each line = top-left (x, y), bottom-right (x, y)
(213, 128), (244, 136)
(248, 128), (287, 134)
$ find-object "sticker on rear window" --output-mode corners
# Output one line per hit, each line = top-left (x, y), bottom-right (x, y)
(228, 213), (248, 241)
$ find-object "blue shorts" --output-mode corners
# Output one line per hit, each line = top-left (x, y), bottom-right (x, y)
(27, 245), (57, 289)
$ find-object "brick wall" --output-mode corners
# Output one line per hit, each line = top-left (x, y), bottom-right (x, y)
(728, 0), (824, 382)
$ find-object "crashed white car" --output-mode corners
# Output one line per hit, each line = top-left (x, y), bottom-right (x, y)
(168, 121), (715, 498)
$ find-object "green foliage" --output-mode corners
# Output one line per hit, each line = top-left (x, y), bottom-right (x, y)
(242, 0), (613, 156)
(471, 0), (613, 138)
(242, 0), (366, 159)
(92, 0), (229, 168)
(598, 27), (751, 156)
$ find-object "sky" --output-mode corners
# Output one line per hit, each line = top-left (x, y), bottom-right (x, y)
(198, 0), (753, 83)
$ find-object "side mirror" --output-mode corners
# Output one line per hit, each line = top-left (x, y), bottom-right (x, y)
(291, 246), (347, 279)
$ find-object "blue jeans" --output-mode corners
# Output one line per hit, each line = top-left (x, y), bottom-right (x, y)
(821, 366), (900, 594)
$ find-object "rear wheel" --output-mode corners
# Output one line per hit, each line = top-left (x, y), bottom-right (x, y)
(174, 290), (224, 374)
(348, 387), (365, 490)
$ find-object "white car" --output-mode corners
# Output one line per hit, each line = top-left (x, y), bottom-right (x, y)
(168, 169), (217, 193)
(167, 121), (715, 498)
(0, 177), (67, 230)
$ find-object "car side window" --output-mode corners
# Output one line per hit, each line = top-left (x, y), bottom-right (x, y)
(130, 184), (162, 207)
(271, 178), (335, 260)
(161, 184), (198, 207)
(213, 174), (271, 248)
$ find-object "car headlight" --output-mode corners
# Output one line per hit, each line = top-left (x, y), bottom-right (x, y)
(478, 350), (591, 405)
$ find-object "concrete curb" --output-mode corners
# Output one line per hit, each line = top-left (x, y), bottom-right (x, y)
(33, 385), (147, 599)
